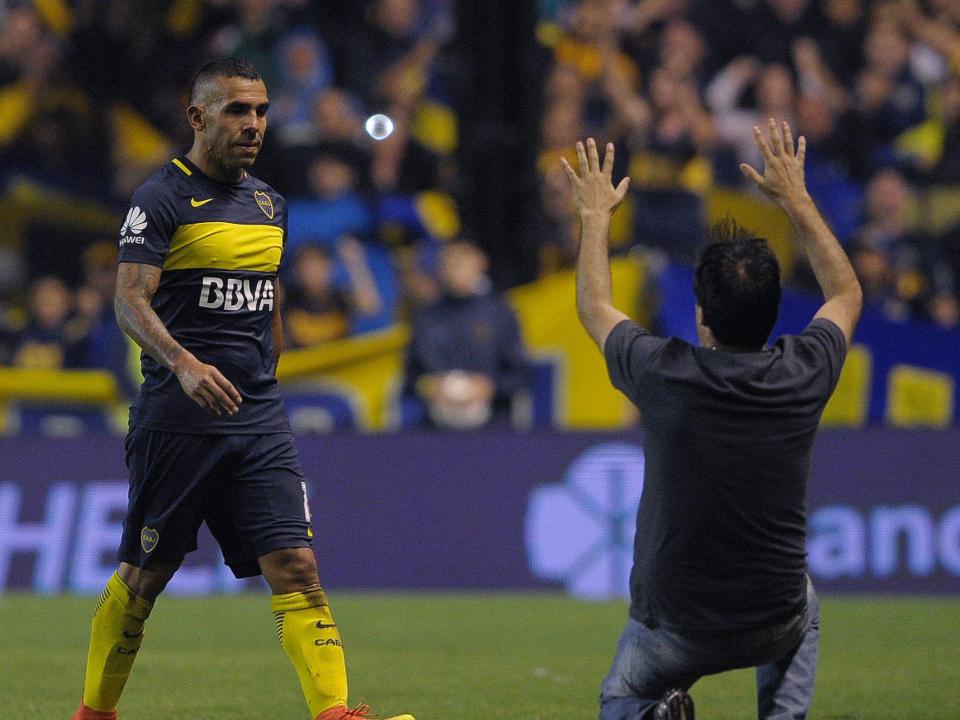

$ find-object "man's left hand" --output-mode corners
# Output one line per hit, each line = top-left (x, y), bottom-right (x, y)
(560, 138), (630, 218)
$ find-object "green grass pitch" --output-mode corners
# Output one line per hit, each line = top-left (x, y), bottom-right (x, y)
(1, 593), (958, 719)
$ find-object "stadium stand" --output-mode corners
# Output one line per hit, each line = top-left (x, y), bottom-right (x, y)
(0, 0), (958, 433)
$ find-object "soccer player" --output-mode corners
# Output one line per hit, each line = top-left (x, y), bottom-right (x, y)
(71, 58), (414, 720)
(561, 122), (861, 720)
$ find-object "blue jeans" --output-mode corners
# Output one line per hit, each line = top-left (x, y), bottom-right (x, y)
(599, 577), (820, 720)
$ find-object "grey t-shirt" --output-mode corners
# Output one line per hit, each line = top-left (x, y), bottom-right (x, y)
(604, 318), (847, 635)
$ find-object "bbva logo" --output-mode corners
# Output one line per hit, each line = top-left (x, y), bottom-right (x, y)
(524, 443), (645, 600)
(199, 276), (275, 311)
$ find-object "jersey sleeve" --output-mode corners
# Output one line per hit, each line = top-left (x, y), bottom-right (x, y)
(603, 318), (668, 404)
(794, 318), (849, 394)
(117, 182), (178, 267)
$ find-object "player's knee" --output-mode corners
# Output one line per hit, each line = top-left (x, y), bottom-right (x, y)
(117, 562), (179, 602)
(260, 548), (319, 593)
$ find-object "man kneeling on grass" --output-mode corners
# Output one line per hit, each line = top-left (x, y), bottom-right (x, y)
(561, 121), (861, 720)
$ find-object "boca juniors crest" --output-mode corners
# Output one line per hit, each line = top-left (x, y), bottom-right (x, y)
(254, 191), (274, 219)
(141, 527), (159, 554)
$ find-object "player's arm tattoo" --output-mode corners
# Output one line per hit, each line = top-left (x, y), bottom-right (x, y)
(115, 262), (188, 372)
(116, 263), (241, 417)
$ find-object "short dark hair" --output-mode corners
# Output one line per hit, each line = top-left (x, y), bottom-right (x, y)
(693, 219), (781, 350)
(189, 57), (262, 105)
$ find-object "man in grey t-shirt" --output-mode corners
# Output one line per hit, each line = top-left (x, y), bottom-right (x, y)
(560, 121), (862, 720)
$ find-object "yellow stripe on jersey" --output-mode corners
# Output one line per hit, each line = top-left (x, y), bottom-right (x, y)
(164, 222), (283, 272)
(172, 158), (192, 175)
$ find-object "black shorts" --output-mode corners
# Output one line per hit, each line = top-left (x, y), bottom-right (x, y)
(118, 429), (312, 578)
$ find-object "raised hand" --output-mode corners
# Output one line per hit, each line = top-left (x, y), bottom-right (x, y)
(561, 138), (631, 217)
(740, 119), (809, 210)
(566, 138), (632, 349)
(742, 119), (862, 344)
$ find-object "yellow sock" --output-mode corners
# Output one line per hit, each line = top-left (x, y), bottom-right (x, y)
(272, 589), (349, 717)
(81, 572), (153, 711)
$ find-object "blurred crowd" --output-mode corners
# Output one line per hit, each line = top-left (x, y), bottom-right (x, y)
(0, 0), (462, 374)
(532, 0), (960, 328)
(1, 0), (960, 428)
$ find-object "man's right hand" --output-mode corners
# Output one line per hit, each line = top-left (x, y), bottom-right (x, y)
(741, 118), (862, 345)
(173, 352), (242, 417)
(739, 118), (810, 212)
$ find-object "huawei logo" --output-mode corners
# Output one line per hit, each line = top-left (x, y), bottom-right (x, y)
(120, 206), (148, 236)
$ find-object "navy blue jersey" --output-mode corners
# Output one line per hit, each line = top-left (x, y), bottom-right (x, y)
(118, 156), (289, 433)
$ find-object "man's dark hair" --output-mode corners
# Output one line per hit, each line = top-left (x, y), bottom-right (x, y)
(189, 57), (262, 105)
(693, 219), (781, 350)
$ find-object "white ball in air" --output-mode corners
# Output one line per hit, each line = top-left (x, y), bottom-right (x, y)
(365, 114), (395, 141)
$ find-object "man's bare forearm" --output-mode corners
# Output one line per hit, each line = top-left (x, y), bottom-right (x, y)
(115, 261), (241, 415)
(564, 139), (631, 350)
(576, 212), (616, 347)
(115, 263), (191, 373)
(781, 194), (860, 303)
(741, 121), (861, 341)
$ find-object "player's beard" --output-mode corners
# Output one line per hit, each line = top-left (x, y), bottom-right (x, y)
(204, 134), (256, 179)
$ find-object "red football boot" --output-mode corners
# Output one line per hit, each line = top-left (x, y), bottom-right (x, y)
(71, 701), (118, 720)
(315, 703), (414, 720)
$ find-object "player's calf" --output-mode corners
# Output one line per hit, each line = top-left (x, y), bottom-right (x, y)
(73, 572), (155, 720)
